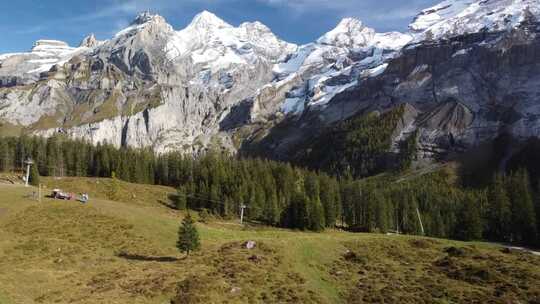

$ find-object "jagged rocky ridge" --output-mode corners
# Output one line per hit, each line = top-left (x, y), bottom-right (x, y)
(0, 0), (539, 162)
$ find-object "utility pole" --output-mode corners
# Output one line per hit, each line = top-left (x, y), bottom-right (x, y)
(240, 204), (247, 225)
(394, 206), (400, 234)
(24, 158), (34, 187)
(416, 207), (425, 236)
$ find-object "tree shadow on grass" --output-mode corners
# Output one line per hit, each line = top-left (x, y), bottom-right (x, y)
(158, 199), (177, 210)
(117, 252), (182, 262)
(158, 193), (181, 210)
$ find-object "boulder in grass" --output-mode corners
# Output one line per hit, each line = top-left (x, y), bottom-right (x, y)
(244, 241), (256, 249)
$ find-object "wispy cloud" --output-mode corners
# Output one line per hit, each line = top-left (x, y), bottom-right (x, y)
(13, 0), (194, 36)
(15, 0), (438, 37)
(259, 0), (360, 11)
(3, 0), (442, 53)
(13, 25), (46, 35)
(257, 0), (436, 24)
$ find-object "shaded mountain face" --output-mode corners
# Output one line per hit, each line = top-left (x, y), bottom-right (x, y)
(241, 0), (540, 165)
(0, 0), (539, 164)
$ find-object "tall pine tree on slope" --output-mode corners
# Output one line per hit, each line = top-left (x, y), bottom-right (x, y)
(177, 214), (201, 257)
(507, 170), (537, 246)
(0, 140), (10, 172)
(487, 174), (512, 242)
(175, 187), (188, 210)
(29, 164), (40, 187)
(454, 193), (483, 241)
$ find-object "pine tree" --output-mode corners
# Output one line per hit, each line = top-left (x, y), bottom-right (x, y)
(0, 140), (9, 172)
(262, 190), (279, 225)
(29, 164), (40, 187)
(309, 198), (326, 232)
(536, 182), (540, 246)
(319, 175), (338, 228)
(486, 174), (512, 242)
(400, 190), (421, 234)
(107, 171), (120, 201)
(507, 170), (537, 245)
(46, 136), (59, 176)
(373, 192), (389, 233)
(199, 209), (211, 223)
(175, 187), (188, 210)
(454, 194), (483, 241)
(397, 131), (417, 171)
(177, 214), (201, 257)
(251, 184), (265, 220)
(283, 191), (310, 230)
(99, 146), (111, 177)
(295, 192), (310, 230)
(209, 184), (221, 214)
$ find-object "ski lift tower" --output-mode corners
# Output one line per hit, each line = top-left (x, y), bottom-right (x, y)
(24, 157), (34, 187)
(240, 204), (247, 225)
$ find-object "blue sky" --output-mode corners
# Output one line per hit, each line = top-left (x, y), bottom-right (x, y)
(0, 0), (442, 53)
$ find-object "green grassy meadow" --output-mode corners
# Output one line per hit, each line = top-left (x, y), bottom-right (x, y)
(0, 178), (539, 303)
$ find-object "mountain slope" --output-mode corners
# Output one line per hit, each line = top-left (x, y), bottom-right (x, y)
(246, 0), (540, 165)
(0, 0), (539, 164)
(0, 11), (296, 152)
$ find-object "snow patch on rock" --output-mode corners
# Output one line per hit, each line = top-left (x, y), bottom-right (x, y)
(165, 11), (296, 71)
(410, 0), (540, 41)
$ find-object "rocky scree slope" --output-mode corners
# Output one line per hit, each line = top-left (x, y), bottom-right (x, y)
(0, 0), (539, 161)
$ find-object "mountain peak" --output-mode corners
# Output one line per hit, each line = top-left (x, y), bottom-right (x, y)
(336, 18), (365, 31)
(240, 21), (271, 32)
(114, 12), (170, 38)
(188, 10), (232, 29)
(317, 17), (375, 48)
(131, 11), (166, 25)
(79, 34), (98, 48)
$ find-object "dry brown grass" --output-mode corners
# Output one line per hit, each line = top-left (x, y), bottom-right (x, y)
(172, 241), (323, 304)
(0, 181), (539, 304)
(335, 238), (540, 303)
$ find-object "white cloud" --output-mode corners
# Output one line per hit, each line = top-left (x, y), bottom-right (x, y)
(258, 0), (359, 12)
(14, 25), (46, 35)
(9, 0), (441, 48)
(257, 0), (437, 23)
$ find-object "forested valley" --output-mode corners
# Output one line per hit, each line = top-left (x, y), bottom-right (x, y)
(1, 129), (539, 247)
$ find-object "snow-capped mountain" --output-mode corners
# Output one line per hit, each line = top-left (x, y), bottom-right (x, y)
(245, 0), (540, 160)
(165, 11), (296, 71)
(0, 10), (298, 152)
(264, 18), (412, 116)
(410, 0), (539, 41)
(1, 0), (539, 161)
(317, 18), (412, 50)
(0, 40), (91, 86)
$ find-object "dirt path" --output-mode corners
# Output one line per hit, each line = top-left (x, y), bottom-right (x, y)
(0, 208), (7, 218)
(507, 246), (540, 256)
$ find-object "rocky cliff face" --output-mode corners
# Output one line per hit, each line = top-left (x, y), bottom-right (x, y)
(1, 0), (539, 161)
(0, 11), (295, 152)
(243, 0), (540, 161)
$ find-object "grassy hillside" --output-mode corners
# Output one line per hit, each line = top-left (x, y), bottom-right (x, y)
(0, 179), (539, 303)
(40, 176), (176, 207)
